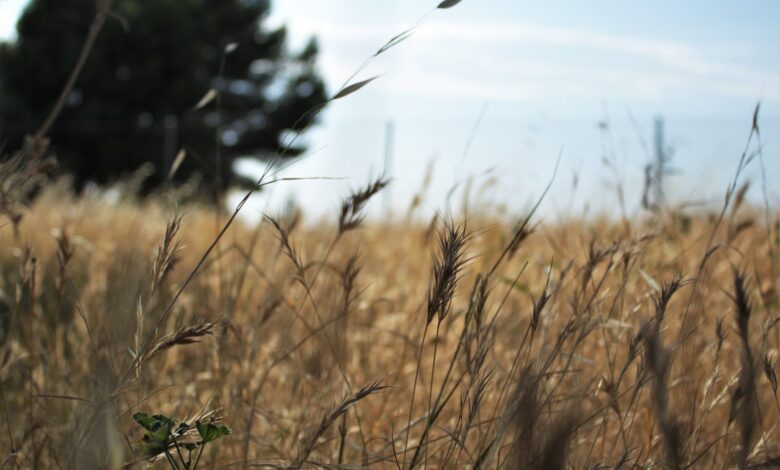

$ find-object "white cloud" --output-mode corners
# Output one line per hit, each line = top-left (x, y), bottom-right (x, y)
(282, 16), (778, 107)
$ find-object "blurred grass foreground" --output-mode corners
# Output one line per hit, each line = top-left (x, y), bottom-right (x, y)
(0, 155), (778, 468)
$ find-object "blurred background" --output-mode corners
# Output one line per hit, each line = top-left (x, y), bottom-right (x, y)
(1, 0), (778, 220)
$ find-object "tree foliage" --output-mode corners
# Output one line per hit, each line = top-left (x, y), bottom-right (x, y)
(0, 0), (327, 193)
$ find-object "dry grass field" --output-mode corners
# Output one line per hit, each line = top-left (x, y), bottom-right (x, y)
(0, 2), (778, 467)
(0, 150), (778, 468)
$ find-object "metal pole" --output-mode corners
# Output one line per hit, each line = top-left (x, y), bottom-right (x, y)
(653, 115), (665, 207)
(383, 119), (395, 213)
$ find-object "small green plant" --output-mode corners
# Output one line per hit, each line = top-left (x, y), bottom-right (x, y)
(133, 412), (231, 469)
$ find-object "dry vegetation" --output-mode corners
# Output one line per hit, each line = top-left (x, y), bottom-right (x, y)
(0, 151), (778, 469)
(1, 1), (779, 468)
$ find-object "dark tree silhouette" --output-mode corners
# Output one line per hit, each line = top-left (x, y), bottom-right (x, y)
(0, 0), (327, 193)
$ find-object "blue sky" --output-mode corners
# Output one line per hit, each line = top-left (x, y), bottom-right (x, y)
(2, 0), (778, 219)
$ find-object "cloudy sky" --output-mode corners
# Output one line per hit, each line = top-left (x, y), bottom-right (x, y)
(2, 0), (779, 219)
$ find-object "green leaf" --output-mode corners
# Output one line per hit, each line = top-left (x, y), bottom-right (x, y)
(133, 412), (155, 431)
(137, 439), (168, 456)
(438, 0), (463, 8)
(133, 413), (175, 448)
(196, 421), (232, 444)
(375, 31), (414, 56)
(331, 76), (380, 100)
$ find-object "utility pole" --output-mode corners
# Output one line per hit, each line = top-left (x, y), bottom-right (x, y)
(653, 115), (666, 207)
(383, 119), (395, 213)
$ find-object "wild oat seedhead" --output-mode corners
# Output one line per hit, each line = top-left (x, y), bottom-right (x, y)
(506, 220), (534, 261)
(340, 254), (361, 307)
(531, 280), (551, 333)
(267, 214), (306, 282)
(641, 318), (682, 470)
(150, 214), (182, 294)
(53, 227), (74, 295)
(427, 220), (469, 325)
(465, 274), (488, 330)
(337, 176), (390, 235)
(144, 322), (216, 362)
(652, 276), (684, 323)
(464, 275), (490, 373)
(732, 268), (753, 343)
(730, 268), (758, 469)
(0, 153), (56, 234)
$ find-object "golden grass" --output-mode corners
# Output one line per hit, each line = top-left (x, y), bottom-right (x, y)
(1, 0), (775, 466)
(0, 177), (777, 469)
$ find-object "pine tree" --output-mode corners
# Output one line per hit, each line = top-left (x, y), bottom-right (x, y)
(0, 0), (327, 193)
